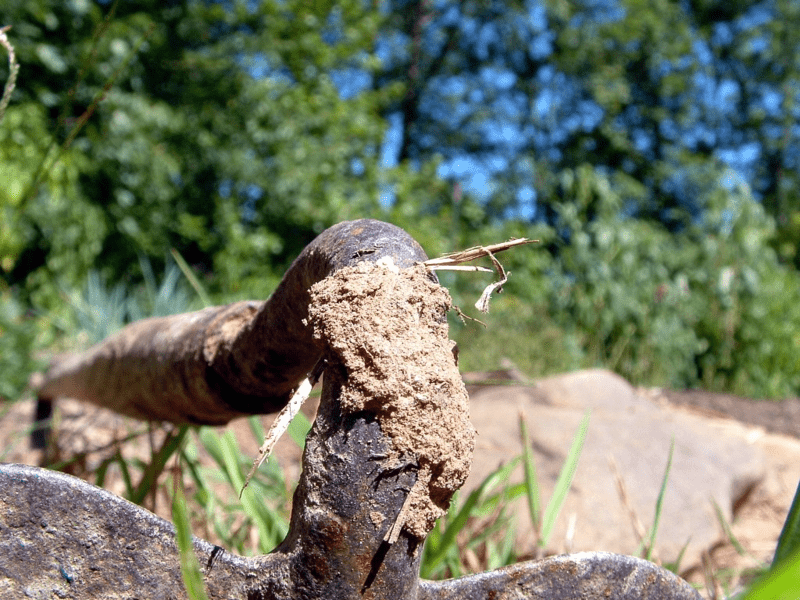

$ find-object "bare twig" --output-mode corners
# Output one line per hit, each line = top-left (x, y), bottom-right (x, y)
(240, 359), (325, 497)
(0, 25), (20, 125)
(384, 479), (421, 545)
(451, 304), (486, 327)
(20, 21), (155, 212)
(425, 265), (492, 273)
(58, 0), (120, 136)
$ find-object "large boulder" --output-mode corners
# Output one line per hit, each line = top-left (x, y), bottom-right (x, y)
(466, 369), (767, 568)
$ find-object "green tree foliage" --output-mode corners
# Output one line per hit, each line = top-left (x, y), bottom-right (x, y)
(453, 163), (800, 398)
(0, 0), (798, 401)
(548, 166), (800, 397)
(376, 0), (800, 397)
(378, 0), (800, 238)
(0, 0), (423, 303)
(0, 0), (418, 398)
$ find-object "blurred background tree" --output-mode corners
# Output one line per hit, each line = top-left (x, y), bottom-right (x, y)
(0, 0), (798, 401)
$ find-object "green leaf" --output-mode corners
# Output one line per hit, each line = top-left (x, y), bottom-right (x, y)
(519, 412), (542, 535)
(116, 450), (134, 499)
(744, 550), (800, 600)
(170, 247), (212, 308)
(422, 457), (519, 577)
(773, 478), (800, 568)
(646, 437), (674, 561)
(540, 411), (590, 547)
(172, 484), (211, 600)
(287, 410), (312, 449)
(712, 498), (748, 559)
(130, 425), (189, 506)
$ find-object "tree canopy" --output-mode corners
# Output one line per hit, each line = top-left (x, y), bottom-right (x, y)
(378, 0), (799, 237)
(1, 0), (799, 400)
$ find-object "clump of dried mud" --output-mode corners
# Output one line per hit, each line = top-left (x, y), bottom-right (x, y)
(308, 260), (476, 539)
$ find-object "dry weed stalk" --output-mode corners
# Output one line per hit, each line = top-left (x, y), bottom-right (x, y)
(240, 359), (325, 497)
(609, 455), (649, 544)
(423, 237), (537, 313)
(422, 238), (536, 269)
(0, 25), (20, 125)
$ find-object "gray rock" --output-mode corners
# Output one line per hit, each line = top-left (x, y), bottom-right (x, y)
(466, 369), (766, 567)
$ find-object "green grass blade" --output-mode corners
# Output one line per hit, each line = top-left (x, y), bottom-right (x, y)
(485, 522), (518, 572)
(445, 552), (463, 579)
(711, 498), (748, 558)
(420, 518), (445, 577)
(115, 450), (135, 499)
(287, 411), (312, 449)
(218, 430), (246, 490)
(423, 490), (480, 575)
(773, 478), (800, 568)
(519, 412), (541, 535)
(423, 458), (519, 575)
(216, 430), (288, 551)
(170, 247), (212, 308)
(180, 434), (213, 504)
(540, 410), (590, 547)
(743, 549), (800, 599)
(248, 416), (266, 445)
(646, 437), (674, 562)
(664, 536), (692, 574)
(172, 484), (211, 600)
(479, 481), (527, 518)
(198, 428), (239, 488)
(138, 255), (158, 307)
(130, 425), (189, 505)
(179, 437), (207, 490)
(94, 455), (116, 488)
(198, 428), (223, 466)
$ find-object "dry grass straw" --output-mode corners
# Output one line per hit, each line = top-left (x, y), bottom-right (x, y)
(0, 25), (20, 124)
(423, 238), (537, 313)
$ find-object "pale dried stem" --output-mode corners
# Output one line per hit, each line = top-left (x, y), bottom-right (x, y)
(0, 25), (20, 125)
(608, 455), (648, 543)
(474, 247), (508, 313)
(425, 265), (492, 273)
(240, 360), (325, 497)
(422, 238), (536, 268)
(384, 478), (422, 545)
(423, 238), (536, 314)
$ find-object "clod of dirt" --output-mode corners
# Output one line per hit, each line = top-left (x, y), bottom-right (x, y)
(308, 261), (476, 539)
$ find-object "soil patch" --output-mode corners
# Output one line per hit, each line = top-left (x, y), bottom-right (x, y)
(307, 260), (475, 539)
(661, 389), (800, 439)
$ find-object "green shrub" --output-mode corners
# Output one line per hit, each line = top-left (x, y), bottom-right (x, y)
(452, 165), (800, 399)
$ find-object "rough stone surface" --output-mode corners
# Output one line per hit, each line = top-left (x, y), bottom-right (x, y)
(418, 552), (701, 599)
(0, 463), (699, 599)
(0, 462), (277, 599)
(467, 369), (767, 566)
